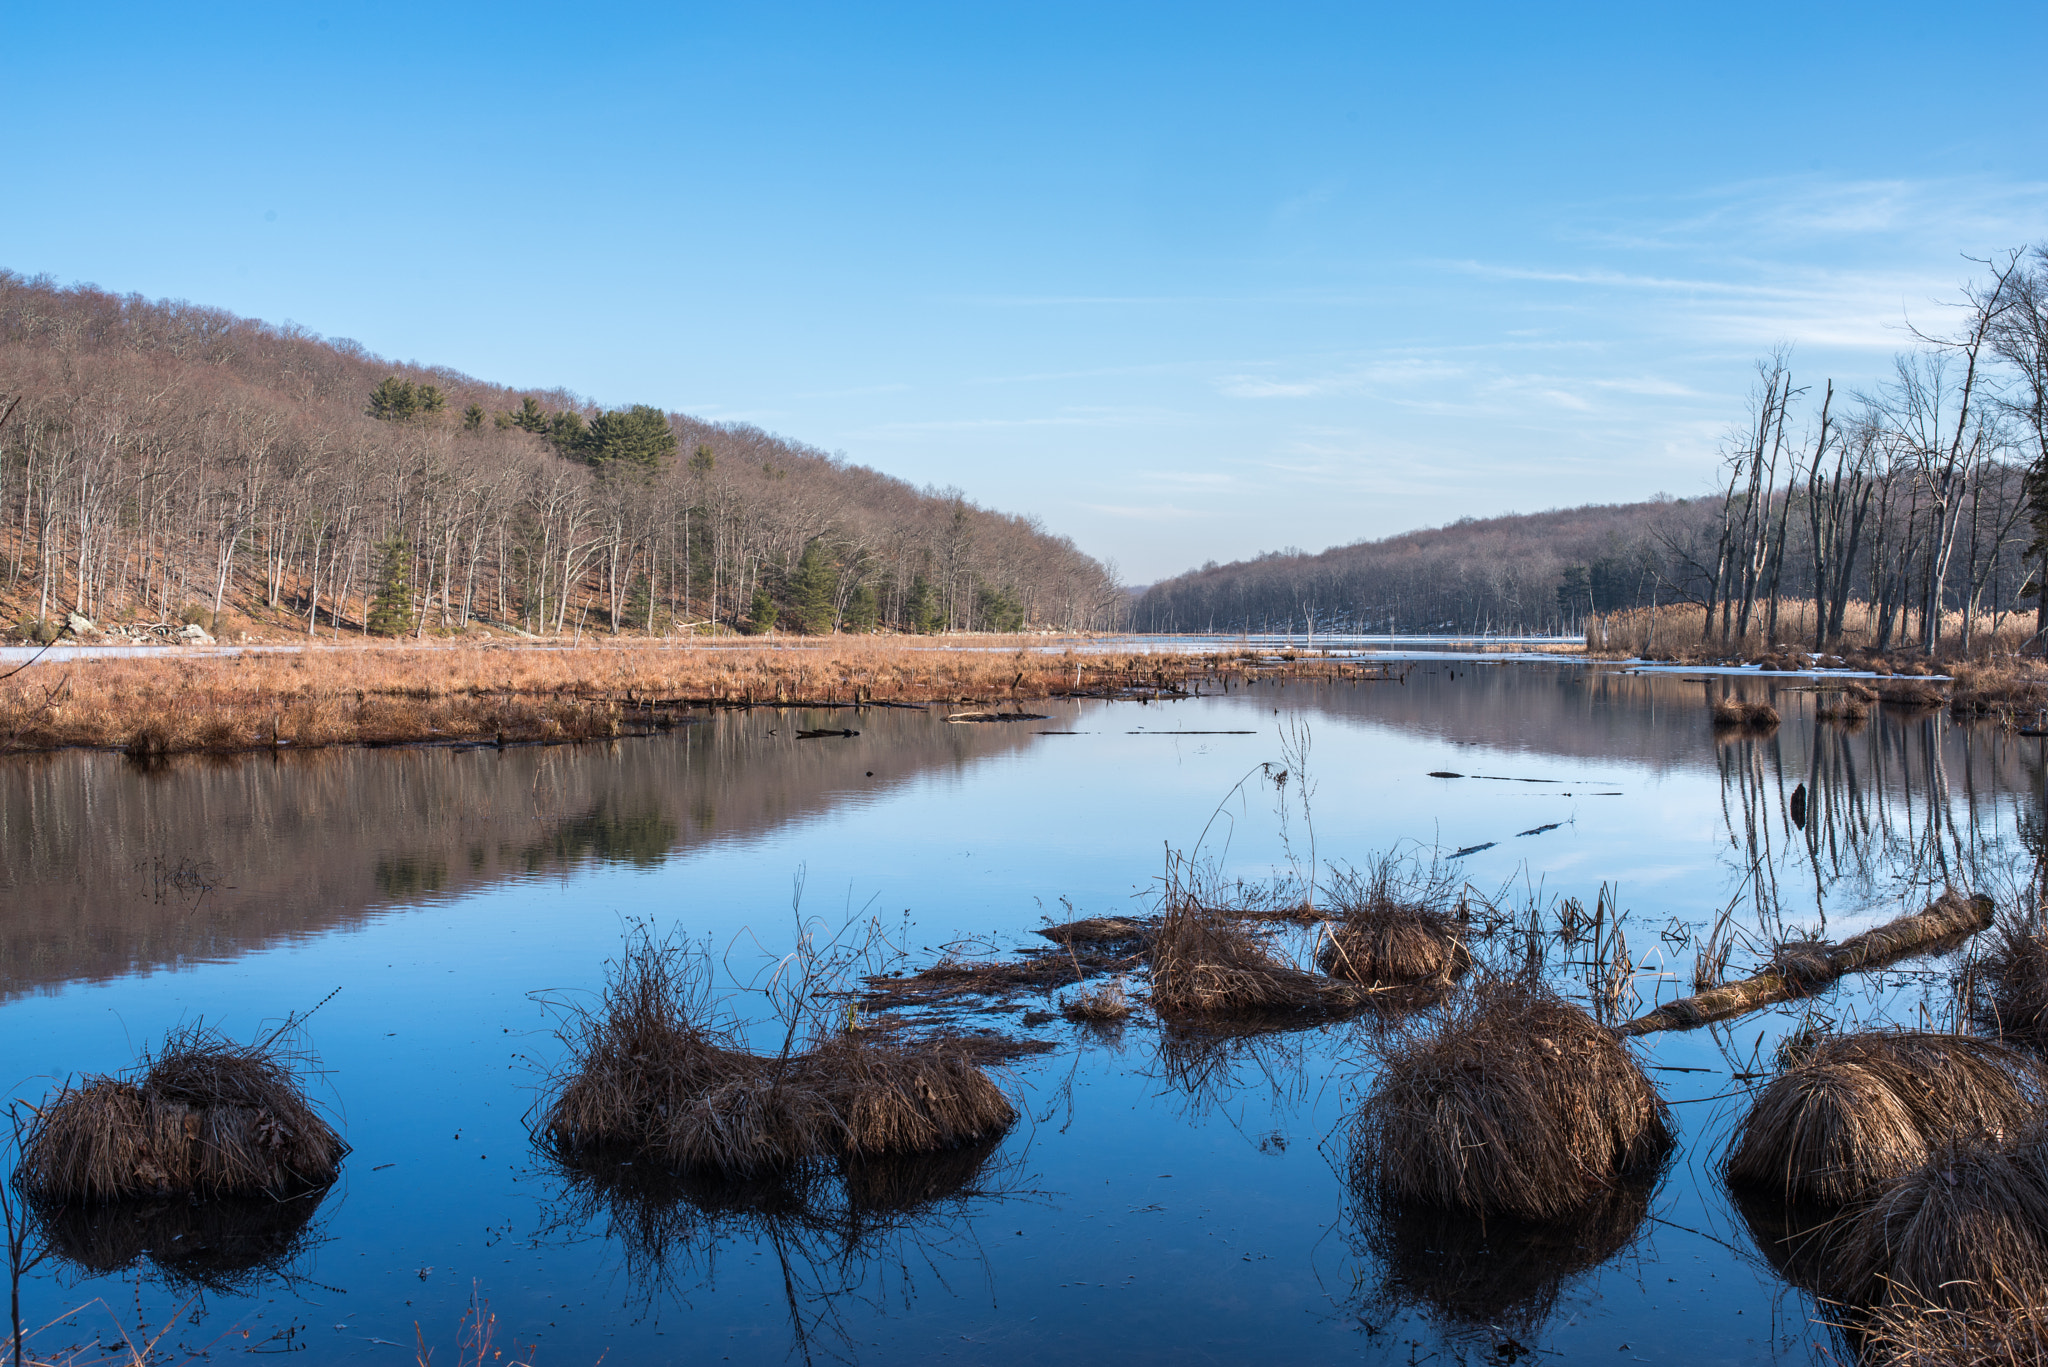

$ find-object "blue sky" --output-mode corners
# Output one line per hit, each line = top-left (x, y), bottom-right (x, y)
(8, 3), (2045, 582)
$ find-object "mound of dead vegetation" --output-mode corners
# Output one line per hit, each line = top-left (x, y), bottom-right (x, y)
(1979, 916), (2048, 1045)
(1349, 979), (1671, 1220)
(1723, 1031), (2043, 1207)
(1712, 696), (1781, 729)
(1833, 1131), (2048, 1313)
(1061, 978), (1132, 1022)
(13, 1025), (346, 1203)
(1859, 1296), (2048, 1367)
(539, 931), (1015, 1176)
(1948, 660), (2048, 722)
(1318, 902), (1469, 989)
(1148, 891), (1382, 1020)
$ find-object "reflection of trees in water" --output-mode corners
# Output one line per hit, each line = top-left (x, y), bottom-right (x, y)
(520, 798), (678, 871)
(30, 1186), (335, 1301)
(1716, 716), (2045, 941)
(536, 1138), (1031, 1366)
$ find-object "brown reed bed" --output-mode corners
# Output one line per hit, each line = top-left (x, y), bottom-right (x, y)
(1584, 599), (2041, 666)
(1833, 1132), (2048, 1313)
(538, 929), (1015, 1177)
(13, 1024), (346, 1203)
(0, 637), (1368, 756)
(1349, 978), (1670, 1220)
(1722, 1031), (2044, 1208)
(1816, 693), (1871, 724)
(1949, 658), (2048, 721)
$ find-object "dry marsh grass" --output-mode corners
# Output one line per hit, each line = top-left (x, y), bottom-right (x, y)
(1148, 890), (1380, 1019)
(538, 929), (1015, 1176)
(1585, 599), (2041, 665)
(0, 638), (1369, 755)
(1834, 1133), (2048, 1312)
(1711, 696), (1781, 729)
(1860, 1297), (2048, 1367)
(1061, 978), (1132, 1022)
(14, 1024), (346, 1203)
(1349, 978), (1670, 1220)
(1980, 917), (2048, 1044)
(1723, 1031), (2044, 1207)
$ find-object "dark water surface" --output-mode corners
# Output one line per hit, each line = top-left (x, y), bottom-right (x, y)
(3, 662), (2039, 1365)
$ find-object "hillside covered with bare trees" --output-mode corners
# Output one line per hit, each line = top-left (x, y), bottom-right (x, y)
(0, 272), (1127, 642)
(1138, 247), (2048, 654)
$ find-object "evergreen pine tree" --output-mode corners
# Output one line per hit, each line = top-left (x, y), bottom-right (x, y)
(790, 541), (837, 633)
(462, 402), (486, 432)
(744, 585), (779, 635)
(905, 575), (942, 634)
(843, 582), (878, 631)
(367, 536), (414, 635)
(367, 377), (419, 422)
(512, 396), (549, 432)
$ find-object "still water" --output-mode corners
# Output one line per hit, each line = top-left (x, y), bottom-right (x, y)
(2, 662), (2039, 1365)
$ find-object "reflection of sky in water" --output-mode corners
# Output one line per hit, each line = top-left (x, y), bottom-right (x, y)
(1, 666), (2039, 1364)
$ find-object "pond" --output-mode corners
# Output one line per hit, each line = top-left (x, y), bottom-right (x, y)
(1, 659), (2038, 1365)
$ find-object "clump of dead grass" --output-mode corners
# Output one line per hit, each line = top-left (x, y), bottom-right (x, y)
(1723, 1031), (2043, 1207)
(1816, 695), (1871, 724)
(539, 929), (1015, 1176)
(1149, 889), (1377, 1019)
(1979, 916), (2048, 1046)
(1062, 978), (1132, 1022)
(1036, 916), (1149, 947)
(1859, 1296), (2048, 1367)
(1834, 1131), (2048, 1312)
(1712, 696), (1781, 729)
(13, 1024), (346, 1203)
(1318, 856), (1470, 988)
(1349, 978), (1671, 1219)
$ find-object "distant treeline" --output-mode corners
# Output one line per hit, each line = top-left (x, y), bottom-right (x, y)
(1139, 246), (2048, 651)
(0, 272), (1126, 638)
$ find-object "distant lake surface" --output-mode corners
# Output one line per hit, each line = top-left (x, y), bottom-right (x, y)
(2, 661), (2036, 1365)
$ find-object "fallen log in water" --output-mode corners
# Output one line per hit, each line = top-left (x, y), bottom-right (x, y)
(1616, 890), (1993, 1038)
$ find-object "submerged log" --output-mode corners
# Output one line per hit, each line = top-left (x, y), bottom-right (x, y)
(1616, 891), (1993, 1038)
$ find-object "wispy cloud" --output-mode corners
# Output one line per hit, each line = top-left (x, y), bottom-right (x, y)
(1078, 502), (1210, 521)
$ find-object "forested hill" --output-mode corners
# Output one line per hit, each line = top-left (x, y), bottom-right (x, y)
(0, 272), (1125, 640)
(1133, 500), (1725, 636)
